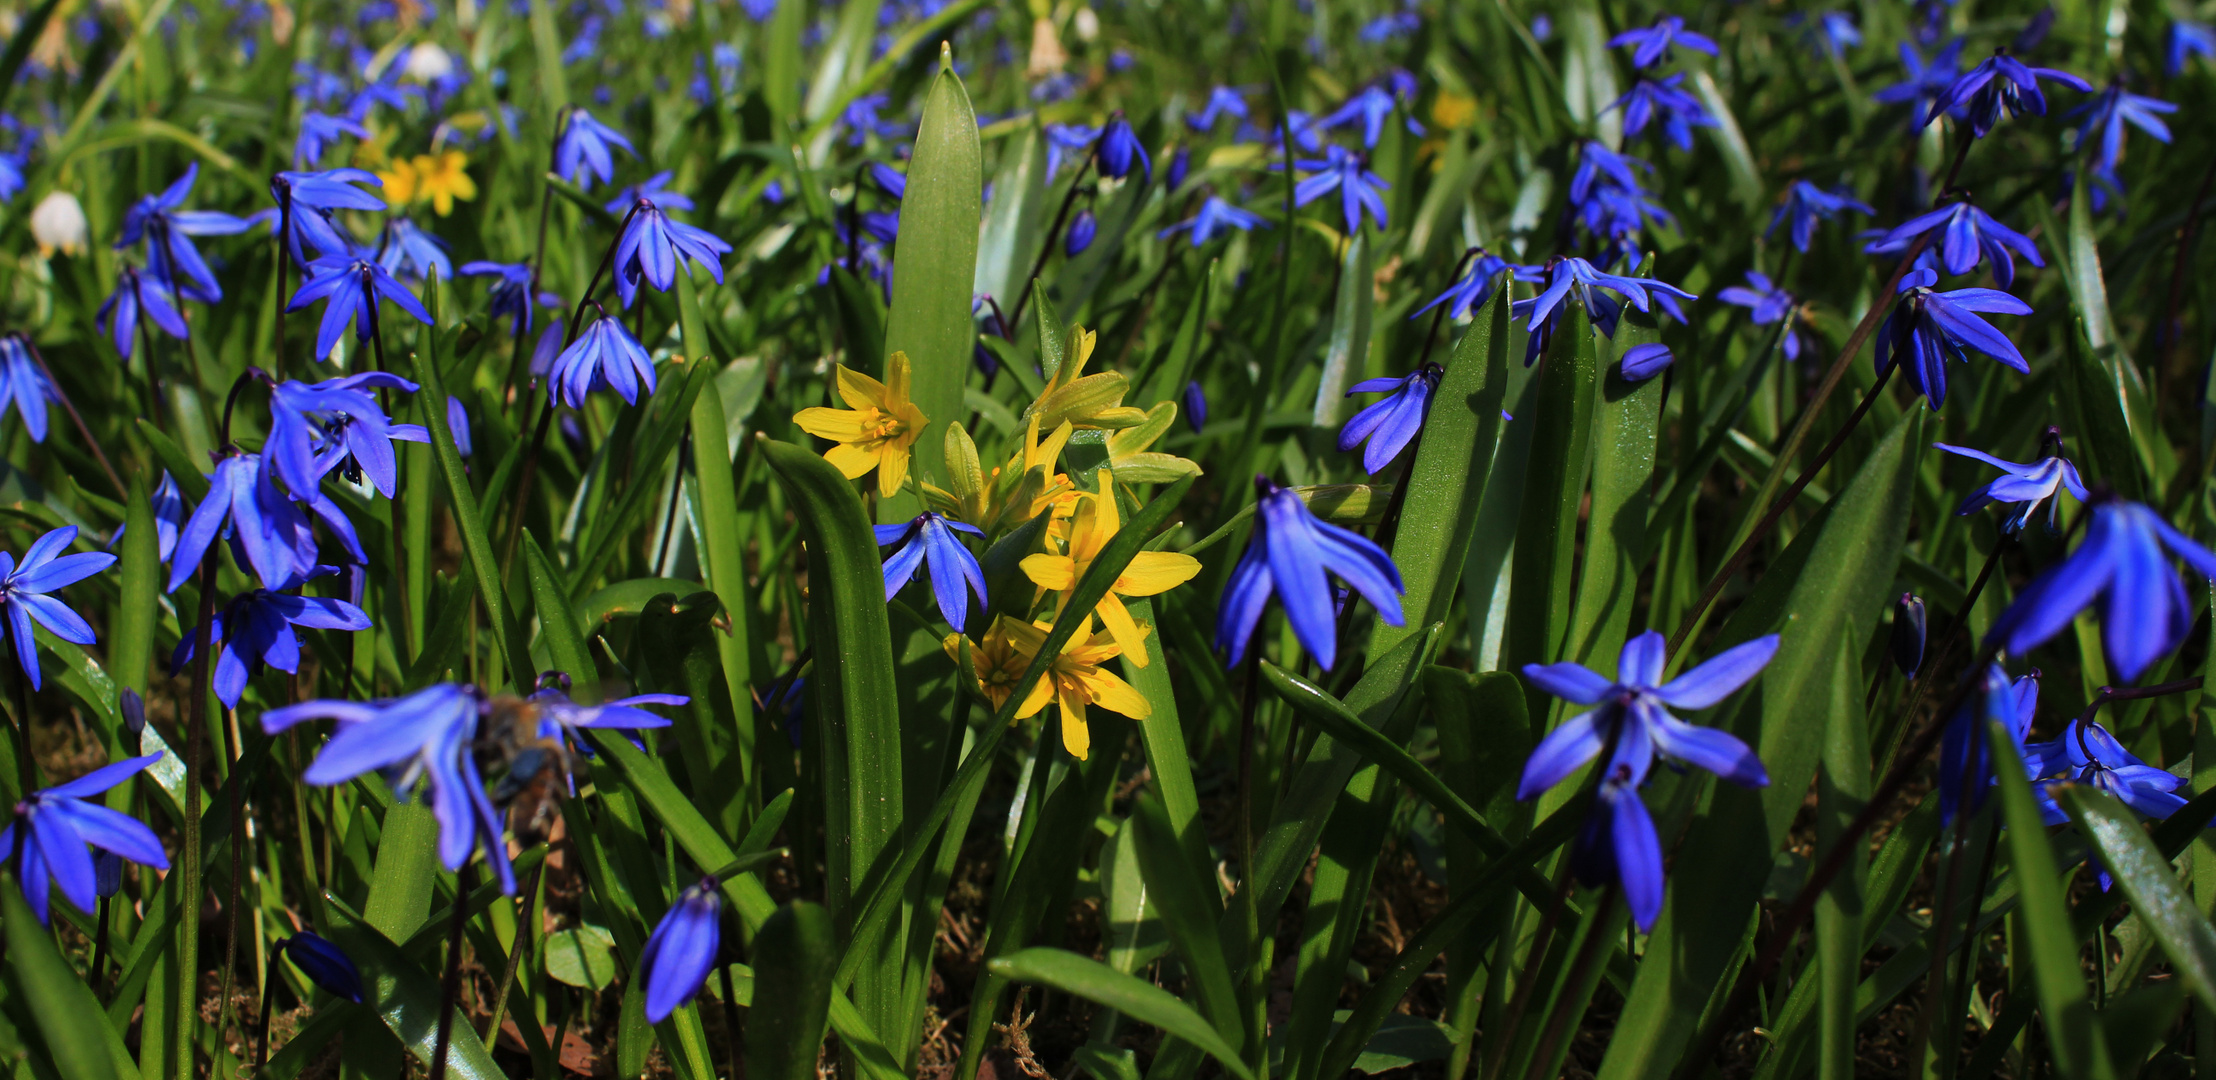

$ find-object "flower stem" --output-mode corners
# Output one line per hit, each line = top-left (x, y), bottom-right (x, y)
(478, 860), (545, 1048)
(217, 702), (247, 1057)
(16, 335), (124, 499)
(175, 552), (219, 1080)
(1005, 147), (1097, 333)
(430, 862), (476, 1080)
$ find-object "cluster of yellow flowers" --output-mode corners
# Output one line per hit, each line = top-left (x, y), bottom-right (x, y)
(377, 149), (479, 216)
(794, 325), (1203, 759)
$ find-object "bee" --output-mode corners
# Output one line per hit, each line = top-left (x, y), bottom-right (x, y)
(476, 692), (570, 844)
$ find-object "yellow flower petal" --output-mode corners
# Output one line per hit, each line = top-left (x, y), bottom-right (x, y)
(1058, 701), (1091, 760)
(793, 406), (866, 440)
(834, 364), (890, 412)
(876, 442), (911, 497)
(1117, 551), (1203, 596)
(1093, 593), (1150, 667)
(1016, 674), (1055, 719)
(1077, 668), (1151, 720)
(1021, 553), (1076, 591)
(885, 350), (912, 405)
(822, 442), (881, 481)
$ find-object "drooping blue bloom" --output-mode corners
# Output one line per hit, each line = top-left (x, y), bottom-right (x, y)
(448, 396), (473, 457)
(1340, 364), (1439, 474)
(460, 261), (556, 337)
(0, 151), (26, 204)
(1319, 84), (1422, 149)
(1619, 343), (1675, 381)
(1868, 201), (2044, 287)
(2026, 719), (2190, 827)
(1045, 124), (1101, 177)
(168, 452), (366, 594)
(1159, 196), (1268, 247)
(639, 879), (722, 1023)
(1926, 49), (2092, 137)
(97, 265), (191, 360)
(270, 168), (385, 263)
(1165, 145), (1191, 191)
(554, 107), (636, 189)
(1293, 145), (1389, 234)
(1184, 382), (1208, 431)
(1216, 476), (1405, 671)
(1610, 74), (1718, 151)
(1187, 85), (1250, 131)
(875, 512), (987, 628)
(1519, 630), (1776, 930)
(1990, 499), (2216, 681)
(1717, 271), (1808, 362)
(1936, 664), (2034, 825)
(0, 526), (114, 691)
(375, 218), (452, 283)
(0, 752), (168, 924)
(866, 162), (907, 201)
(1097, 115), (1151, 181)
(1787, 10), (1862, 58)
(1873, 267), (2031, 409)
(1510, 257), (1698, 364)
(1766, 181), (1874, 252)
(267, 372), (429, 499)
(603, 170), (697, 215)
(2014, 8), (2058, 53)
(343, 66), (419, 122)
(264, 684), (517, 894)
(1065, 209), (1097, 256)
(2168, 20), (2216, 76)
(1607, 14), (1718, 70)
(1874, 40), (1968, 127)
(840, 93), (906, 146)
(281, 932), (365, 1002)
(612, 197), (733, 308)
(288, 253), (436, 362)
(295, 112), (369, 167)
(173, 580), (372, 706)
(1892, 593), (1927, 676)
(1412, 250), (1516, 322)
(2068, 83), (2177, 174)
(1935, 432), (2086, 534)
(548, 313), (656, 407)
(117, 163), (255, 303)
(1568, 141), (1652, 206)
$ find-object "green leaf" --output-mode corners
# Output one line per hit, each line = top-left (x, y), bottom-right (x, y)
(1311, 232), (1374, 428)
(2061, 784), (2216, 1013)
(678, 268), (759, 764)
(1563, 291), (1663, 670)
(110, 470), (157, 698)
(322, 893), (505, 1080)
(544, 173), (621, 232)
(1814, 641), (1870, 1080)
(1505, 301), (1597, 702)
(1119, 595), (1208, 874)
(544, 927), (619, 989)
(527, 0), (572, 115)
(826, 265), (888, 369)
(974, 118), (1050, 311)
(3, 886), (131, 1080)
(1129, 792), (1243, 1048)
(573, 360), (715, 589)
(1374, 285), (1510, 658)
(523, 530), (598, 701)
(1688, 71), (1763, 209)
(749, 902), (839, 1080)
(637, 593), (748, 839)
(879, 45), (981, 507)
(135, 419), (210, 502)
(989, 948), (1255, 1080)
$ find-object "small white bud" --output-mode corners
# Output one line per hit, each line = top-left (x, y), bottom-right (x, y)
(29, 191), (86, 257)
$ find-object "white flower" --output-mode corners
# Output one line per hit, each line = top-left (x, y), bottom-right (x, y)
(403, 42), (454, 83)
(29, 192), (86, 257)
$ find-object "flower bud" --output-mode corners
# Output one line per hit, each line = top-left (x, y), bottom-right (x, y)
(30, 191), (86, 257)
(1891, 592), (1926, 677)
(1065, 209), (1097, 256)
(283, 932), (365, 1003)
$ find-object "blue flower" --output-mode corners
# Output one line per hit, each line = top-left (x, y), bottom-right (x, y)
(1866, 201), (2043, 287)
(0, 527), (114, 691)
(1766, 181), (1873, 252)
(1874, 40), (1968, 127)
(1568, 141), (1651, 206)
(639, 879), (721, 1023)
(96, 265), (191, 360)
(1610, 74), (1718, 151)
(1926, 49), (2091, 138)
(554, 107), (635, 189)
(2026, 718), (2189, 826)
(525, 684), (682, 774)
(1619, 343), (1675, 381)
(839, 93), (907, 146)
(448, 396), (473, 457)
(168, 452), (366, 594)
(1165, 145), (1191, 190)
(0, 151), (26, 204)
(1520, 630), (1777, 931)
(1411, 249), (1516, 321)
(1216, 476), (1406, 671)
(1990, 499), (2216, 681)
(264, 684), (517, 894)
(2168, 20), (2216, 76)
(117, 163), (254, 304)
(1717, 271), (1808, 362)
(1045, 123), (1100, 177)
(1064, 209), (1096, 256)
(1935, 431), (2086, 533)
(866, 162), (907, 201)
(1158, 196), (1268, 246)
(1787, 10), (1861, 58)
(0, 335), (54, 445)
(2068, 83), (2176, 174)
(295, 112), (369, 167)
(1339, 364), (1439, 474)
(0, 752), (168, 924)
(460, 261), (556, 337)
(281, 932), (364, 1002)
(1097, 115), (1150, 181)
(1293, 145), (1389, 234)
(603, 170), (697, 215)
(1319, 84), (1422, 149)
(1510, 257), (1698, 365)
(549, 313), (656, 407)
(612, 197), (732, 308)
(173, 582), (372, 707)
(1184, 382), (1208, 430)
(740, 0), (777, 20)
(1607, 14), (1718, 69)
(1936, 664), (2035, 825)
(288, 253), (436, 362)
(270, 169), (385, 263)
(1187, 85), (1250, 131)
(1359, 10), (1421, 43)
(1891, 593), (1927, 676)
(375, 218), (451, 283)
(268, 372), (429, 499)
(876, 512), (988, 628)
(1873, 267), (2030, 409)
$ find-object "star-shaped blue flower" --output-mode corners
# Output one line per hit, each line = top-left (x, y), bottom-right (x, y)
(1610, 74), (1718, 151)
(1607, 14), (1718, 69)
(1766, 181), (1874, 252)
(1867, 201), (2043, 287)
(1935, 431), (2086, 534)
(1510, 257), (1698, 364)
(612, 196), (732, 308)
(2068, 82), (2176, 174)
(2168, 20), (2216, 76)
(2026, 718), (2189, 826)
(271, 169), (386, 263)
(1873, 267), (2030, 409)
(0, 752), (168, 924)
(267, 372), (430, 500)
(288, 253), (436, 362)
(1158, 196), (1268, 246)
(460, 261), (558, 337)
(375, 218), (451, 283)
(1293, 145), (1389, 235)
(117, 163), (254, 304)
(640, 879), (722, 1023)
(1187, 85), (1251, 131)
(0, 526), (116, 691)
(1937, 663), (2036, 824)
(169, 452), (366, 594)
(1926, 48), (2091, 137)
(1339, 364), (1439, 474)
(554, 107), (636, 189)
(603, 170), (698, 215)
(1990, 498), (2216, 681)
(1717, 271), (1808, 362)
(548, 313), (657, 407)
(1319, 83), (1423, 149)
(97, 265), (190, 361)
(173, 579), (372, 707)
(876, 512), (988, 629)
(1217, 476), (1405, 671)
(1874, 39), (1968, 127)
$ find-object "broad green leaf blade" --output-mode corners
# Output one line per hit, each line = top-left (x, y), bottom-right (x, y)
(2061, 785), (2216, 1013)
(989, 948), (1255, 1080)
(1311, 231), (1373, 428)
(1505, 301), (1597, 707)
(3, 887), (131, 1080)
(749, 902), (838, 1080)
(880, 46), (981, 508)
(1129, 791), (1243, 1048)
(974, 118), (1049, 311)
(677, 268), (758, 781)
(1118, 595), (1209, 877)
(522, 530), (597, 700)
(1814, 641), (1870, 1080)
(112, 473), (157, 696)
(1564, 295), (1662, 670)
(1990, 727), (2117, 1080)
(322, 893), (505, 1080)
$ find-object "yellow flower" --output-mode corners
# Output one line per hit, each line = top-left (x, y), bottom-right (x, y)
(377, 157), (419, 207)
(923, 412), (1073, 533)
(1021, 324), (1148, 432)
(943, 619), (1027, 711)
(1020, 468), (1201, 666)
(1103, 401), (1202, 482)
(409, 150), (477, 216)
(1002, 614), (1150, 760)
(793, 351), (929, 497)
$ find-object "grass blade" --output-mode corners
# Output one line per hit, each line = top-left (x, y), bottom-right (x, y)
(989, 948), (1255, 1080)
